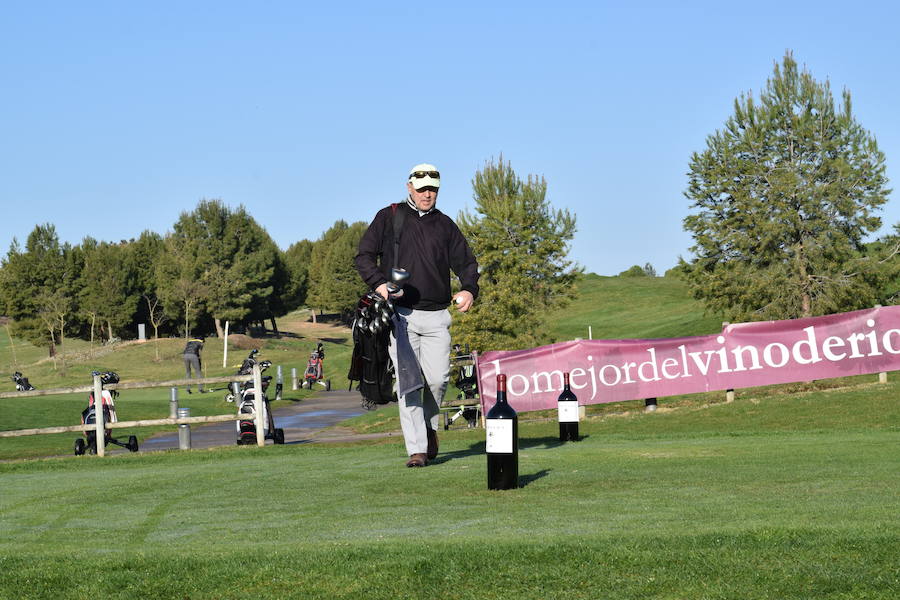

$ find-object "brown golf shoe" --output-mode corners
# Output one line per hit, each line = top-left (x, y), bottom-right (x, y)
(426, 429), (439, 460)
(406, 453), (428, 467)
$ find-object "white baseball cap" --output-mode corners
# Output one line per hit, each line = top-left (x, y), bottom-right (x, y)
(408, 163), (440, 190)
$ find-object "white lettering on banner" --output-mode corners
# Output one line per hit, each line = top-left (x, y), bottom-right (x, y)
(569, 368), (589, 390)
(688, 349), (716, 375)
(531, 370), (564, 394)
(712, 336), (734, 373)
(884, 330), (900, 354)
(621, 362), (637, 384)
(791, 326), (823, 365)
(481, 314), (900, 405)
(864, 319), (883, 357)
(846, 333), (866, 359)
(731, 345), (762, 371)
(508, 374), (529, 396)
(599, 364), (621, 386)
(661, 357), (680, 379)
(678, 344), (691, 377)
(763, 342), (790, 368)
(823, 336), (846, 361)
(586, 359), (598, 400)
(638, 348), (662, 382)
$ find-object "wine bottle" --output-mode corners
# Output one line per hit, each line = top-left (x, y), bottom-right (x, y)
(558, 372), (580, 442)
(486, 373), (518, 490)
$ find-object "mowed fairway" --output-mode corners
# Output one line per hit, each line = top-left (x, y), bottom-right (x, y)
(2, 380), (898, 599)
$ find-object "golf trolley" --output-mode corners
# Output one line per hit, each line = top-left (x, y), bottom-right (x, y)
(11, 371), (35, 391)
(74, 371), (139, 455)
(235, 359), (285, 445)
(225, 349), (259, 403)
(442, 344), (481, 430)
(303, 343), (330, 390)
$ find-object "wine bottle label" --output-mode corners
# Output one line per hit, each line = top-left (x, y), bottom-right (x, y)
(558, 400), (579, 423)
(486, 419), (514, 453)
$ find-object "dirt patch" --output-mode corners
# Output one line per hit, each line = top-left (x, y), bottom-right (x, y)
(227, 334), (264, 350)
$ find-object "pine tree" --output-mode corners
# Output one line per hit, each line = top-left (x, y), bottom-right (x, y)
(453, 157), (580, 351)
(315, 222), (368, 318)
(0, 225), (78, 358)
(681, 52), (894, 320)
(306, 220), (350, 316)
(283, 239), (314, 311)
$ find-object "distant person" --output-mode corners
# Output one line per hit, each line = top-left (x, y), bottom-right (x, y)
(182, 335), (205, 393)
(355, 163), (479, 467)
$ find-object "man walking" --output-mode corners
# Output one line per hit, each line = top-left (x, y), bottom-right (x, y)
(356, 163), (479, 467)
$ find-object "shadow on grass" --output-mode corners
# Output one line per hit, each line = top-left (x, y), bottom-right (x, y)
(433, 433), (589, 466)
(519, 469), (551, 487)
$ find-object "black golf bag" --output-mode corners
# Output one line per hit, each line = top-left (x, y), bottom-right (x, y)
(12, 371), (35, 392)
(348, 292), (396, 410)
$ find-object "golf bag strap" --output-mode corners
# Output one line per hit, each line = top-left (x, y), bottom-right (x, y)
(390, 203), (406, 270)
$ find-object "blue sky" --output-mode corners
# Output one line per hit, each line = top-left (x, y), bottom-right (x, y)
(2, 1), (899, 276)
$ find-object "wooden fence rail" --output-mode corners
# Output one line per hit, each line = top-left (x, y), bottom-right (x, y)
(1, 367), (268, 455)
(0, 413), (257, 438)
(0, 374), (253, 400)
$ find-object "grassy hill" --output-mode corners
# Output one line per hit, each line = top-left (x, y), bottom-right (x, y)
(551, 273), (724, 341)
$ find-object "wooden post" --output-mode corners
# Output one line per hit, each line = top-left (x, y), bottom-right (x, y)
(291, 367), (298, 391)
(874, 306), (886, 384)
(93, 373), (105, 457)
(223, 320), (229, 368)
(253, 363), (265, 447)
(722, 321), (732, 399)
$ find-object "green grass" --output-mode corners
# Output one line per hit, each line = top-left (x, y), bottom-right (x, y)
(2, 382), (898, 598)
(552, 273), (724, 341)
(2, 279), (899, 597)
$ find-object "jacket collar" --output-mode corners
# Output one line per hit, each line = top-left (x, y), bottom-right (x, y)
(406, 196), (436, 217)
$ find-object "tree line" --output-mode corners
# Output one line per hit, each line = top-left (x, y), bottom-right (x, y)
(0, 201), (376, 359)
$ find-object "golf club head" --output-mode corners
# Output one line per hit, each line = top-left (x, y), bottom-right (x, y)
(390, 268), (410, 285)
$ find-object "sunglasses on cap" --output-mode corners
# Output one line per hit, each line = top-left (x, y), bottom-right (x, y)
(410, 171), (440, 179)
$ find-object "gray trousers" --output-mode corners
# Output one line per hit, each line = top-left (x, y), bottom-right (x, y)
(388, 308), (451, 455)
(183, 353), (203, 391)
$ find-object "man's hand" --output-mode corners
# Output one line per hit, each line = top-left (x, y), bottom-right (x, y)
(375, 283), (389, 300)
(452, 290), (474, 312)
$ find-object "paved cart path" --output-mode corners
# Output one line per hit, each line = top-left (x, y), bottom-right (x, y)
(141, 389), (398, 452)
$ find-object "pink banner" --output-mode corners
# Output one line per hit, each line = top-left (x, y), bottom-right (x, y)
(476, 306), (900, 413)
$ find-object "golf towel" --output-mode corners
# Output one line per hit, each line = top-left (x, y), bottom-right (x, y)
(391, 313), (424, 398)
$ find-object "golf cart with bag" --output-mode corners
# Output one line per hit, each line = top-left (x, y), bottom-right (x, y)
(225, 348), (260, 403)
(443, 344), (481, 429)
(11, 371), (35, 392)
(303, 342), (330, 390)
(235, 359), (285, 445)
(74, 371), (139, 455)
